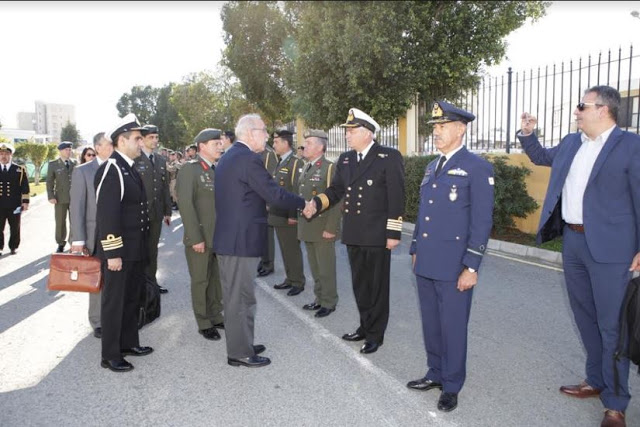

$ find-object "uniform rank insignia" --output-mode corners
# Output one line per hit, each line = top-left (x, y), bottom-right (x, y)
(367, 180), (373, 186)
(280, 168), (289, 173)
(448, 168), (468, 176)
(488, 177), (495, 185)
(343, 158), (349, 164)
(449, 185), (458, 202)
(377, 153), (387, 158)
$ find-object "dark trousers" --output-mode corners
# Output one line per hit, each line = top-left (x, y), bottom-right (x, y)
(145, 217), (162, 283)
(563, 226), (631, 412)
(101, 260), (142, 360)
(54, 203), (69, 246)
(346, 245), (390, 343)
(259, 225), (275, 269)
(0, 207), (20, 250)
(416, 274), (474, 393)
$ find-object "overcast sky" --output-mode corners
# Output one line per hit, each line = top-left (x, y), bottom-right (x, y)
(1, 1), (639, 142)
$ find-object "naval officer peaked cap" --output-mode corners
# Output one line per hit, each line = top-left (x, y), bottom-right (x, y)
(340, 108), (381, 133)
(106, 113), (145, 142)
(194, 128), (222, 144)
(428, 100), (476, 124)
(0, 142), (15, 153)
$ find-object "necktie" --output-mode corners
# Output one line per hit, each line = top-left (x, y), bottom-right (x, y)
(435, 155), (446, 176)
(2, 165), (6, 173)
(149, 154), (154, 166)
(65, 160), (69, 170)
(304, 163), (312, 175)
(358, 153), (363, 163)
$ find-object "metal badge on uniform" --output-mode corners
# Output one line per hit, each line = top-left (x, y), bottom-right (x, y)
(488, 177), (495, 186)
(280, 168), (289, 173)
(448, 168), (468, 176)
(449, 185), (458, 202)
(378, 153), (387, 158)
(367, 180), (373, 186)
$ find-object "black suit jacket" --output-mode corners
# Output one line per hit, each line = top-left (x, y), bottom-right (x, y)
(94, 151), (149, 261)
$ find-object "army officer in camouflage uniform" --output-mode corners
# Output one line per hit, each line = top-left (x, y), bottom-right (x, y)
(270, 129), (306, 296)
(46, 141), (76, 253)
(298, 130), (341, 318)
(177, 129), (225, 341)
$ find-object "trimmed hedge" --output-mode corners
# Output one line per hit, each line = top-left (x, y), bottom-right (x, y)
(403, 154), (538, 232)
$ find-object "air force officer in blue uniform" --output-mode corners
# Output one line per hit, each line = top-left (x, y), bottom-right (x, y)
(518, 86), (640, 427)
(408, 101), (494, 412)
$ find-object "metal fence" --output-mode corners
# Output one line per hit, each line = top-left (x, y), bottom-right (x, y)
(416, 45), (640, 154)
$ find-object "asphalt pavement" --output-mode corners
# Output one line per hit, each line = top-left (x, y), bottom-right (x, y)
(0, 194), (638, 426)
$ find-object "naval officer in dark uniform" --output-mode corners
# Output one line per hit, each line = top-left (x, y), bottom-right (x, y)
(0, 142), (29, 255)
(305, 108), (405, 354)
(95, 114), (153, 372)
(177, 128), (225, 341)
(407, 101), (494, 412)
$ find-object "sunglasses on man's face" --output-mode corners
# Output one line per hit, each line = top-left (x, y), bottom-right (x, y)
(576, 102), (603, 111)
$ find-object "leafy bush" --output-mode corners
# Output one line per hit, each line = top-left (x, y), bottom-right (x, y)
(482, 154), (538, 233)
(403, 153), (538, 233)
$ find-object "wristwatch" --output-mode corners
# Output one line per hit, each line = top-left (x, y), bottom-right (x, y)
(467, 267), (476, 273)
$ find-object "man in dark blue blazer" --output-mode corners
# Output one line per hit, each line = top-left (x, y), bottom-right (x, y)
(518, 86), (640, 427)
(214, 114), (307, 368)
(407, 101), (494, 413)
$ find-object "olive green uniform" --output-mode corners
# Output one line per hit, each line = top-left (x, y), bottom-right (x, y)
(176, 156), (224, 329)
(268, 152), (305, 289)
(298, 156), (341, 309)
(134, 152), (171, 284)
(259, 146), (279, 272)
(46, 158), (76, 246)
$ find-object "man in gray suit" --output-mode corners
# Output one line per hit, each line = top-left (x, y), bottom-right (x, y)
(70, 133), (114, 339)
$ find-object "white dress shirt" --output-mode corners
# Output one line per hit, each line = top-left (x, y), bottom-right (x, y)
(562, 125), (615, 224)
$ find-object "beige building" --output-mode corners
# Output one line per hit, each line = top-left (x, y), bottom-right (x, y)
(34, 101), (75, 142)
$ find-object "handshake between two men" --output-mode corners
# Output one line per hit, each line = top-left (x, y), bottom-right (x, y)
(302, 200), (317, 219)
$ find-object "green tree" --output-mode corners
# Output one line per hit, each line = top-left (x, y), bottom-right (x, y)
(116, 85), (159, 124)
(221, 1), (548, 128)
(154, 83), (188, 151)
(60, 121), (80, 147)
(221, 1), (293, 124)
(13, 141), (57, 185)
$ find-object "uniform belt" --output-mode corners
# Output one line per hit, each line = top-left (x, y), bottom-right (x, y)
(567, 223), (584, 233)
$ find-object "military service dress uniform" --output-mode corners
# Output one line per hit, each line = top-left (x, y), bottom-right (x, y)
(269, 150), (305, 292)
(257, 145), (279, 276)
(298, 153), (341, 313)
(95, 150), (150, 364)
(409, 101), (494, 404)
(134, 148), (171, 287)
(46, 151), (76, 249)
(0, 152), (29, 254)
(313, 108), (405, 348)
(176, 155), (225, 334)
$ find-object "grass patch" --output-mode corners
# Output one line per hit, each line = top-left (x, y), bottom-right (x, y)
(491, 227), (563, 253)
(28, 182), (48, 198)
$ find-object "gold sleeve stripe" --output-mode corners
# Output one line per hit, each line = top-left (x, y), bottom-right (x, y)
(387, 225), (403, 231)
(22, 193), (30, 200)
(101, 235), (123, 250)
(326, 163), (333, 188)
(317, 193), (330, 211)
(387, 219), (403, 231)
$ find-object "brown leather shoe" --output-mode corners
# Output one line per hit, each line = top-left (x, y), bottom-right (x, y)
(559, 381), (602, 398)
(601, 410), (625, 427)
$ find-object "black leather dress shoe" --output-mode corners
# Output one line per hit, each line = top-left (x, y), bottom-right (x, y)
(253, 344), (266, 355)
(157, 285), (168, 294)
(257, 267), (274, 277)
(121, 346), (154, 356)
(10, 249), (16, 255)
(437, 392), (458, 412)
(407, 377), (443, 391)
(199, 327), (221, 340)
(274, 282), (292, 290)
(287, 287), (304, 296)
(93, 327), (102, 339)
(303, 302), (321, 310)
(360, 341), (383, 354)
(213, 322), (225, 330)
(101, 359), (133, 372)
(342, 331), (366, 341)
(56, 245), (64, 253)
(315, 307), (335, 318)
(228, 355), (271, 368)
